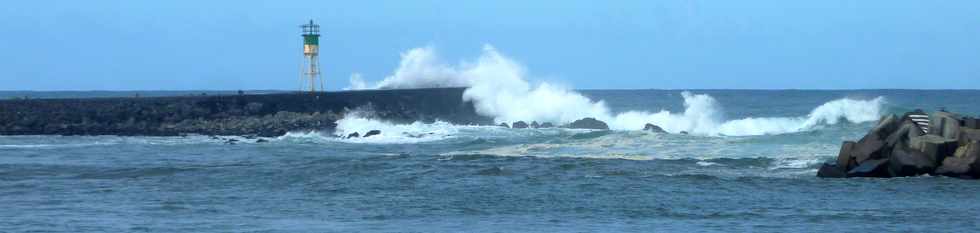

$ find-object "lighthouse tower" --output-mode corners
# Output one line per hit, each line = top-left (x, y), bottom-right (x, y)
(300, 20), (323, 92)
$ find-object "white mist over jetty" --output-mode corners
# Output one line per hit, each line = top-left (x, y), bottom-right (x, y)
(346, 45), (886, 136)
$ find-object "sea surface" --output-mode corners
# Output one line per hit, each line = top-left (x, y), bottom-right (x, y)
(2, 90), (980, 232)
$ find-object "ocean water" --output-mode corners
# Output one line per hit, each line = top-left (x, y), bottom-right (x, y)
(3, 90), (980, 232)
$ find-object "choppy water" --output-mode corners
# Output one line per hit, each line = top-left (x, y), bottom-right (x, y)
(3, 90), (980, 232)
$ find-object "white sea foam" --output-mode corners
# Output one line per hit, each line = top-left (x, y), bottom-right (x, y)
(349, 45), (886, 136)
(331, 115), (459, 144)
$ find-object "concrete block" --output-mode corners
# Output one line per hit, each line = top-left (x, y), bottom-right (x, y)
(912, 135), (958, 164)
(929, 111), (963, 140)
(964, 117), (980, 129)
(960, 128), (980, 145)
(847, 159), (890, 178)
(837, 141), (857, 170)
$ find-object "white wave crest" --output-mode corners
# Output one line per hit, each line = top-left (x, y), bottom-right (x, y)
(349, 44), (886, 136)
(614, 93), (885, 136)
(331, 115), (459, 144)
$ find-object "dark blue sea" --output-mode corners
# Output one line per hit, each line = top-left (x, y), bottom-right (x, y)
(3, 90), (980, 232)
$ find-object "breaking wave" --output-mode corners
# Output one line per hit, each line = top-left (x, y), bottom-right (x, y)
(347, 45), (885, 136)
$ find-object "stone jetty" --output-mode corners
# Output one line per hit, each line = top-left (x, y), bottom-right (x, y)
(818, 110), (980, 179)
(0, 88), (492, 137)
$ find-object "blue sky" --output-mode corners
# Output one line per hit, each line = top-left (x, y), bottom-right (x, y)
(1, 0), (978, 90)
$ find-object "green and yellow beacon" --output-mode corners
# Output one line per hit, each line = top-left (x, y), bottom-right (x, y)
(300, 20), (323, 92)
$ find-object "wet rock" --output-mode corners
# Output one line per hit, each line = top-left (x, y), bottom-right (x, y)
(888, 143), (936, 177)
(0, 88), (495, 136)
(539, 122), (554, 128)
(512, 121), (529, 129)
(564, 118), (609, 130)
(958, 128), (980, 145)
(347, 132), (360, 138)
(911, 135), (958, 165)
(530, 121), (540, 128)
(256, 138), (269, 143)
(836, 141), (857, 170)
(499, 123), (510, 128)
(847, 159), (890, 178)
(871, 114), (900, 138)
(363, 130), (381, 138)
(817, 163), (848, 178)
(936, 142), (980, 178)
(965, 116), (980, 129)
(885, 120), (917, 147)
(852, 132), (887, 164)
(643, 123), (666, 133)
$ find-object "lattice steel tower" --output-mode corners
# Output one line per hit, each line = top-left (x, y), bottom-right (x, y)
(300, 20), (323, 92)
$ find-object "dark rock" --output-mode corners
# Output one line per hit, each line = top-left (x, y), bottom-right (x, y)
(836, 141), (857, 170)
(852, 133), (886, 164)
(539, 122), (554, 128)
(847, 159), (891, 178)
(965, 116), (980, 129)
(888, 143), (936, 177)
(0, 88), (495, 137)
(499, 123), (510, 128)
(256, 139), (269, 143)
(564, 118), (609, 130)
(936, 142), (980, 178)
(363, 130), (381, 138)
(911, 135), (958, 165)
(871, 114), (900, 138)
(512, 121), (529, 129)
(347, 132), (360, 138)
(679, 131), (689, 135)
(530, 121), (540, 128)
(958, 128), (980, 145)
(885, 121), (915, 147)
(643, 123), (666, 133)
(817, 163), (848, 178)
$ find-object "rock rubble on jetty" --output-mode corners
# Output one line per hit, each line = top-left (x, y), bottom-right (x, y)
(818, 110), (980, 179)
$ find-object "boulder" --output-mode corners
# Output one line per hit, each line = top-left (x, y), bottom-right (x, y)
(888, 143), (936, 177)
(871, 114), (900, 138)
(643, 123), (667, 133)
(958, 128), (980, 145)
(910, 135), (958, 164)
(852, 133), (887, 164)
(256, 138), (269, 143)
(539, 122), (554, 128)
(817, 163), (848, 178)
(936, 142), (980, 178)
(347, 132), (360, 138)
(964, 116), (980, 129)
(886, 119), (922, 147)
(363, 130), (381, 138)
(836, 141), (857, 170)
(498, 123), (510, 128)
(847, 159), (891, 178)
(564, 118), (609, 130)
(530, 121), (540, 128)
(512, 121), (529, 129)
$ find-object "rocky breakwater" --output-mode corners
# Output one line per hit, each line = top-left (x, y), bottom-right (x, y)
(0, 88), (492, 137)
(818, 110), (980, 179)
